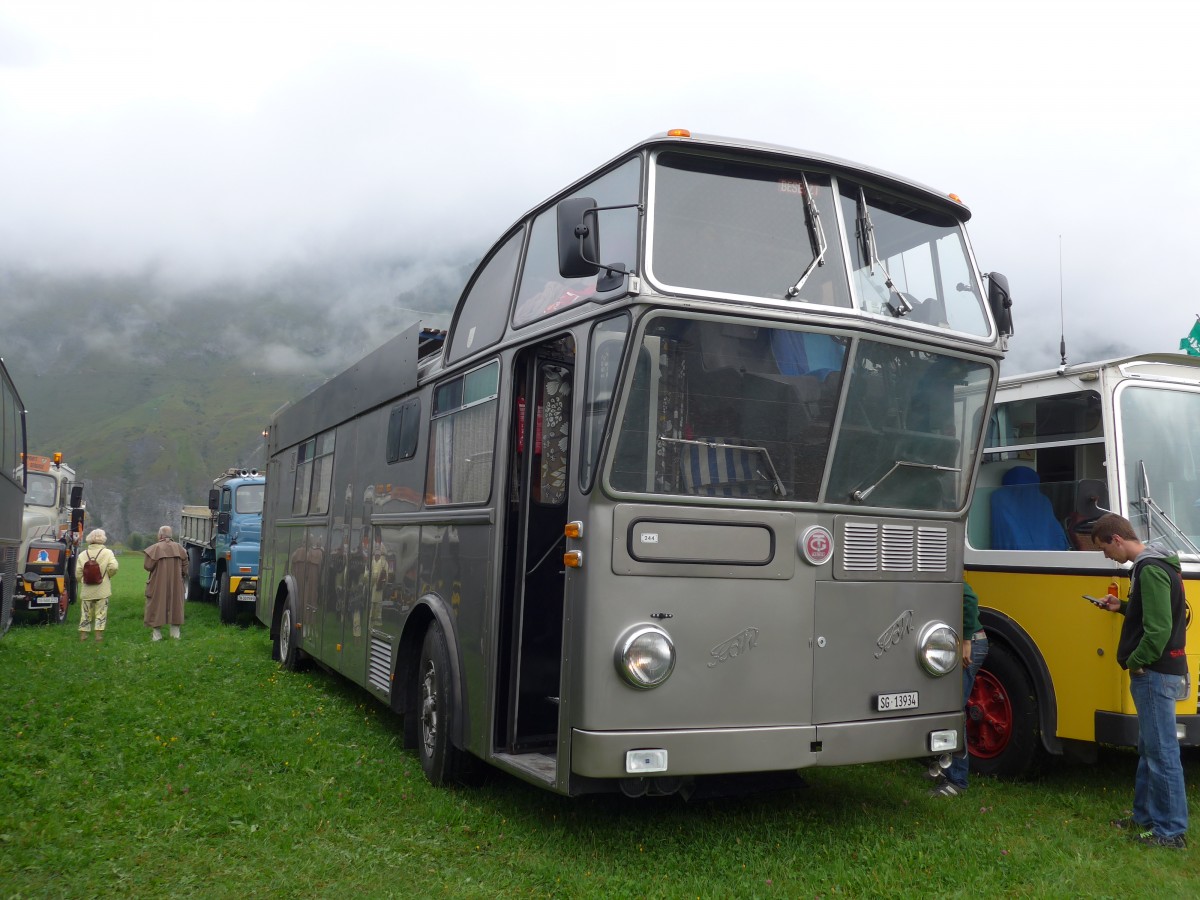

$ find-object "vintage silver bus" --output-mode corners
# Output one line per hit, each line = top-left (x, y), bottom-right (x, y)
(964, 353), (1200, 776)
(257, 130), (1014, 796)
(1, 356), (28, 635)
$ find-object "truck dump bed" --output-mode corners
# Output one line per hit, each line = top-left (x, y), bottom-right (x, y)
(180, 505), (214, 547)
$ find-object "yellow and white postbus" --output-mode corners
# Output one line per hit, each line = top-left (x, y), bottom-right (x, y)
(1, 356), (28, 635)
(257, 130), (1013, 796)
(964, 353), (1200, 776)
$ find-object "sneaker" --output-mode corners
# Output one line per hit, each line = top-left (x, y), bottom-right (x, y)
(1133, 830), (1187, 850)
(928, 779), (963, 798)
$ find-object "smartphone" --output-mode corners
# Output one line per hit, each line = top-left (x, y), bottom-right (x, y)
(1083, 594), (1110, 607)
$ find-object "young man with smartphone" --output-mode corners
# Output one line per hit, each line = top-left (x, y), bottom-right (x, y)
(1091, 513), (1189, 850)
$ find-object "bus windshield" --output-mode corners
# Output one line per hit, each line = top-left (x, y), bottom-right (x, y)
(1119, 385), (1200, 557)
(608, 315), (991, 510)
(649, 151), (989, 338)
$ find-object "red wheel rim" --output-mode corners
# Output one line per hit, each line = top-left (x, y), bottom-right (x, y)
(967, 668), (1012, 759)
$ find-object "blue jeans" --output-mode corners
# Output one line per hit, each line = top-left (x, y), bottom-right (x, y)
(1129, 668), (1189, 839)
(946, 635), (989, 789)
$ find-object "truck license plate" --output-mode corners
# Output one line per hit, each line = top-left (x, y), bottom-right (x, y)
(876, 691), (918, 712)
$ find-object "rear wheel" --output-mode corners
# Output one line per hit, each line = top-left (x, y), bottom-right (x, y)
(185, 548), (202, 602)
(967, 642), (1044, 778)
(218, 571), (236, 624)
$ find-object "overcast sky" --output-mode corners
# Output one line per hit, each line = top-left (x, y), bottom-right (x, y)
(1, 0), (1197, 374)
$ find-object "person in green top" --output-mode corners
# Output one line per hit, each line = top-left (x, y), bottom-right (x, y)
(1091, 512), (1188, 850)
(929, 581), (988, 797)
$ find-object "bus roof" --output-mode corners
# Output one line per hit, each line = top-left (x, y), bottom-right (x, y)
(999, 353), (1200, 389)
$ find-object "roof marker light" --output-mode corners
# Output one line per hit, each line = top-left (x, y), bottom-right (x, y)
(948, 193), (963, 204)
(667, 128), (692, 138)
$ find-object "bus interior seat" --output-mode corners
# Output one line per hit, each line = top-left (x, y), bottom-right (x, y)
(679, 439), (766, 498)
(990, 465), (1071, 551)
(1064, 478), (1109, 550)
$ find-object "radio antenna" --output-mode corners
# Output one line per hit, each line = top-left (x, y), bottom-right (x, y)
(1058, 235), (1067, 369)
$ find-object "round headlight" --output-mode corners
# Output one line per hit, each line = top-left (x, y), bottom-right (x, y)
(917, 621), (959, 676)
(615, 626), (676, 689)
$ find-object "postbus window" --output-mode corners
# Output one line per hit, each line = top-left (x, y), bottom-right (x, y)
(292, 439), (313, 515)
(446, 229), (523, 365)
(969, 390), (1104, 550)
(513, 157), (641, 328)
(428, 361), (500, 505)
(386, 398), (422, 464)
(581, 314), (630, 491)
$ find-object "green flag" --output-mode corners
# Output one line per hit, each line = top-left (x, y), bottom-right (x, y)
(1182, 319), (1200, 357)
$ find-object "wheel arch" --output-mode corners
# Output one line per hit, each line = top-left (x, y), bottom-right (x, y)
(978, 606), (1062, 757)
(269, 575), (300, 648)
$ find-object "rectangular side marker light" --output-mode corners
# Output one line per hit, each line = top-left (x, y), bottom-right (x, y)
(626, 749), (668, 774)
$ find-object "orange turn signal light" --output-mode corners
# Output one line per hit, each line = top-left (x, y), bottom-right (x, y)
(563, 550), (583, 569)
(564, 520), (583, 539)
(667, 128), (692, 138)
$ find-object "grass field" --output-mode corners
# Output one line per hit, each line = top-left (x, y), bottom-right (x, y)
(3, 552), (1199, 898)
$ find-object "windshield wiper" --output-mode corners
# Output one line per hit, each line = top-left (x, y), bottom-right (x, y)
(1135, 460), (1200, 555)
(785, 173), (828, 299)
(856, 188), (912, 318)
(660, 436), (787, 497)
(851, 459), (961, 502)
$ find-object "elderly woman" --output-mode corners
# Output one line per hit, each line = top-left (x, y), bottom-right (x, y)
(76, 528), (118, 641)
(143, 525), (189, 640)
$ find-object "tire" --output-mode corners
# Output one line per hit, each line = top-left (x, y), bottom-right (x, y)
(275, 592), (304, 671)
(185, 548), (202, 602)
(416, 622), (472, 787)
(47, 593), (68, 625)
(218, 571), (236, 624)
(967, 642), (1045, 778)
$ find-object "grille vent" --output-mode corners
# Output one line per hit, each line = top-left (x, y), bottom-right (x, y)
(368, 637), (393, 694)
(840, 521), (950, 574)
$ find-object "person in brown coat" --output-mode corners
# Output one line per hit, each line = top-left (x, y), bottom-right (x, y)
(144, 525), (189, 641)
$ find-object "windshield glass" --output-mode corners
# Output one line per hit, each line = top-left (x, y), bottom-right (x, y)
(609, 315), (849, 502)
(825, 342), (992, 511)
(649, 152), (852, 308)
(838, 184), (988, 337)
(25, 473), (57, 507)
(236, 484), (265, 515)
(1119, 385), (1200, 556)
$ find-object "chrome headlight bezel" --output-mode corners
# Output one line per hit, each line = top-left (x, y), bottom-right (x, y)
(615, 625), (676, 689)
(916, 621), (959, 676)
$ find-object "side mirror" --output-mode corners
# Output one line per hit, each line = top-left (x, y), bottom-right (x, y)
(557, 197), (600, 279)
(70, 485), (84, 508)
(208, 488), (219, 512)
(987, 272), (1013, 337)
(217, 511), (231, 534)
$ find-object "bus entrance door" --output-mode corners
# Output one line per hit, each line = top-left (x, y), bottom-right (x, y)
(500, 343), (574, 760)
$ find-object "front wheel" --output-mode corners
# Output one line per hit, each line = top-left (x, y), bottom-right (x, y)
(47, 593), (68, 625)
(275, 592), (304, 671)
(967, 642), (1045, 778)
(218, 571), (236, 624)
(416, 622), (473, 787)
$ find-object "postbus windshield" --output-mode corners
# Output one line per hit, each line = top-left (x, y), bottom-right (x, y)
(649, 151), (989, 338)
(1119, 385), (1200, 557)
(608, 315), (991, 511)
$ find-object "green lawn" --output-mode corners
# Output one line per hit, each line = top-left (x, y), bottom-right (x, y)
(2, 553), (1198, 897)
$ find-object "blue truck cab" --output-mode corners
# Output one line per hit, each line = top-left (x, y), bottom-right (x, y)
(181, 468), (264, 624)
